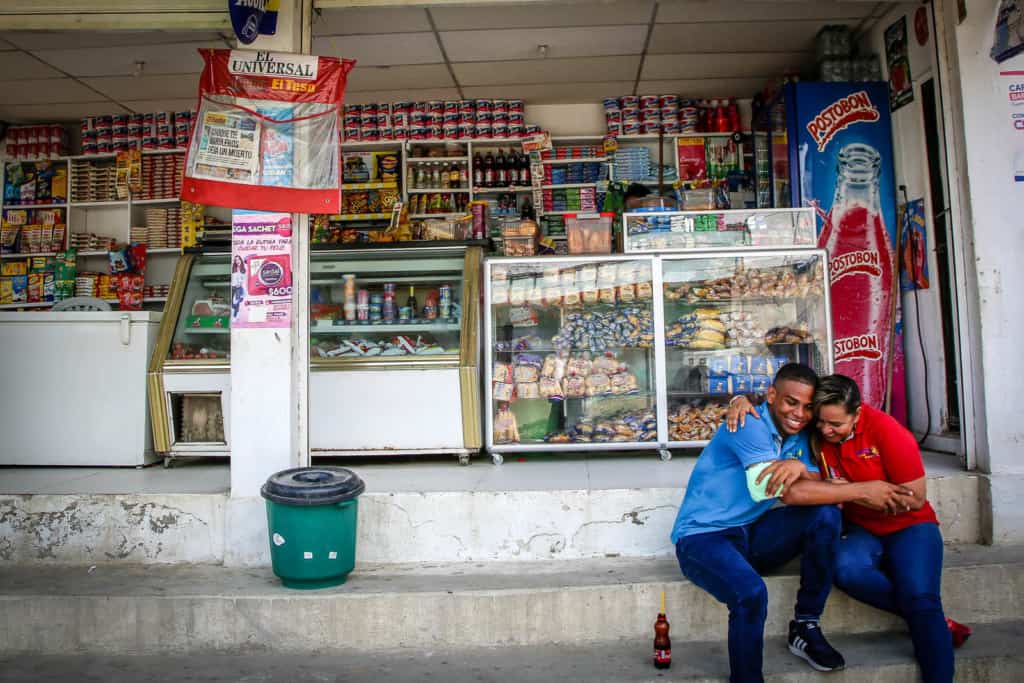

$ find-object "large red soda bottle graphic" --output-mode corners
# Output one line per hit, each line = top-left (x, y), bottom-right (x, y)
(817, 143), (895, 407)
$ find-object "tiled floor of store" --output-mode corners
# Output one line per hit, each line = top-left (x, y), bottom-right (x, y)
(0, 451), (964, 495)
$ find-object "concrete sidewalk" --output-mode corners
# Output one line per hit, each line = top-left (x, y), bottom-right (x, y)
(2, 622), (1022, 682)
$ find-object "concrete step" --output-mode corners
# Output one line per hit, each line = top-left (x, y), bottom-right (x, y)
(1, 544), (1020, 656)
(0, 454), (983, 566)
(2, 622), (1023, 682)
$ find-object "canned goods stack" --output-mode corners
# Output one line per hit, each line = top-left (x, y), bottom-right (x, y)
(342, 99), (532, 142)
(604, 95), (740, 135)
(2, 124), (69, 161)
(79, 111), (192, 156)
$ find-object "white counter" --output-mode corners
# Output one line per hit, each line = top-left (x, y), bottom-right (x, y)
(0, 312), (162, 466)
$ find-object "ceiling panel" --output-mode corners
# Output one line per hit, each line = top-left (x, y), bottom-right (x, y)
(0, 51), (66, 80)
(0, 38), (16, 50)
(83, 74), (200, 101)
(313, 33), (442, 66)
(0, 31), (228, 50)
(642, 52), (812, 81)
(120, 99), (203, 114)
(656, 1), (883, 24)
(343, 88), (461, 105)
(431, 1), (653, 30)
(453, 56), (640, 87)
(637, 77), (766, 99)
(0, 78), (110, 106)
(441, 26), (648, 63)
(346, 64), (454, 91)
(31, 42), (214, 78)
(0, 102), (131, 123)
(462, 81), (636, 104)
(649, 20), (824, 54)
(312, 7), (430, 35)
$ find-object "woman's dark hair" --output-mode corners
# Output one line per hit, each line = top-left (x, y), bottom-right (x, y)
(813, 374), (862, 415)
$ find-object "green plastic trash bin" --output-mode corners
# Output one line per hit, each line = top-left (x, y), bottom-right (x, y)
(260, 466), (365, 589)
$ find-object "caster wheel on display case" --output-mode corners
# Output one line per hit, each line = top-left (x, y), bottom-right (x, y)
(458, 454), (471, 466)
(162, 457), (174, 469)
(491, 453), (504, 466)
(659, 449), (673, 462)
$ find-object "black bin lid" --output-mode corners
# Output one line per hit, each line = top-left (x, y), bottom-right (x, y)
(261, 467), (365, 506)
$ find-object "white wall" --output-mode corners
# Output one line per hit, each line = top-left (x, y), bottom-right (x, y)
(945, 0), (1024, 543)
(861, 3), (955, 442)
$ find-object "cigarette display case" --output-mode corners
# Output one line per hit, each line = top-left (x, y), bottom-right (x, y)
(622, 208), (816, 254)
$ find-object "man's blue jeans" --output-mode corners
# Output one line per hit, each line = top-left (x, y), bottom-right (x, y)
(675, 505), (842, 683)
(835, 522), (952, 683)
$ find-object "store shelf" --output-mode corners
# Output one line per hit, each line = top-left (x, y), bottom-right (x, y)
(407, 188), (470, 194)
(0, 301), (52, 310)
(614, 133), (742, 141)
(542, 157), (607, 164)
(340, 140), (404, 150)
(183, 327), (230, 335)
(69, 200), (130, 208)
(65, 149), (187, 161)
(77, 248), (180, 257)
(329, 213), (392, 221)
(473, 186), (534, 194)
(541, 183), (599, 189)
(312, 321), (460, 334)
(492, 345), (652, 353)
(507, 390), (656, 402)
(409, 213), (468, 219)
(341, 181), (398, 191)
(1, 203), (67, 210)
(1, 251), (58, 259)
(407, 157), (469, 163)
(131, 197), (181, 205)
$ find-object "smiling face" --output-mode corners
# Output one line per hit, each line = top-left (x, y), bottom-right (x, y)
(766, 378), (815, 436)
(817, 403), (861, 444)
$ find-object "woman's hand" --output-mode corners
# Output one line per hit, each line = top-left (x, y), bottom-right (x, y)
(853, 480), (916, 514)
(726, 396), (760, 432)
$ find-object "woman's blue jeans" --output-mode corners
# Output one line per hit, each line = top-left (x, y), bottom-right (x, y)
(835, 521), (953, 683)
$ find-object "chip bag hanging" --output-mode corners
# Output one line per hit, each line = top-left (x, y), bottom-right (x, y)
(181, 49), (356, 214)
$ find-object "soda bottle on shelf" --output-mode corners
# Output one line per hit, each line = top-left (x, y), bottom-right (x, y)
(459, 163), (469, 188)
(496, 149), (508, 187)
(407, 286), (418, 319)
(653, 592), (671, 670)
(441, 163), (451, 189)
(484, 150), (495, 187)
(473, 151), (484, 187)
(817, 143), (895, 407)
(520, 151), (531, 185)
(449, 163), (460, 189)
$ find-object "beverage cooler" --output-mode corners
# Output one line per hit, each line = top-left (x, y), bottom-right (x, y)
(309, 244), (483, 464)
(148, 250), (232, 467)
(484, 238), (833, 463)
(754, 82), (898, 408)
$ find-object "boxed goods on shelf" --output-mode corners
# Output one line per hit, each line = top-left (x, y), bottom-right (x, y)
(3, 161), (67, 206)
(2, 124), (69, 160)
(565, 212), (613, 255)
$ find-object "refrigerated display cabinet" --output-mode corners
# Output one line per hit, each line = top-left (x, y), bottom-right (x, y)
(309, 244), (483, 464)
(622, 208), (816, 254)
(147, 251), (231, 466)
(484, 249), (832, 461)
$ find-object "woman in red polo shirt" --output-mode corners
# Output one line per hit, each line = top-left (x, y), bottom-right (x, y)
(727, 374), (969, 683)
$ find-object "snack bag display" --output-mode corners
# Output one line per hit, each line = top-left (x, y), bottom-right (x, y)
(182, 49), (355, 214)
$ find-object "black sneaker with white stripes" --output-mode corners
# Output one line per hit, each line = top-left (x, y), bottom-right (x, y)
(787, 620), (846, 672)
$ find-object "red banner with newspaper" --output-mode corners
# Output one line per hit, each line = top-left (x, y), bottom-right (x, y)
(181, 49), (355, 214)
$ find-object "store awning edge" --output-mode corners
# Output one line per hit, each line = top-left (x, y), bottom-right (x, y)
(0, 1), (229, 31)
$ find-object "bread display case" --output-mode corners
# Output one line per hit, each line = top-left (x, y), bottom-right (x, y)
(622, 207), (816, 254)
(147, 250), (231, 466)
(309, 244), (483, 464)
(484, 248), (832, 462)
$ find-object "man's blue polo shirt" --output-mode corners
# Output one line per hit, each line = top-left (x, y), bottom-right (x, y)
(671, 402), (817, 543)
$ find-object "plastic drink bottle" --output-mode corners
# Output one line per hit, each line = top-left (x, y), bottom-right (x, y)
(817, 143), (895, 407)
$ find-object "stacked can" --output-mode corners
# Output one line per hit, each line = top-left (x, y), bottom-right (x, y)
(111, 114), (129, 152)
(428, 100), (444, 139)
(155, 112), (174, 149)
(621, 95), (640, 136)
(382, 283), (397, 322)
(603, 98), (622, 136)
(360, 103), (379, 142)
(81, 118), (98, 155)
(375, 102), (392, 140)
(640, 95), (661, 135)
(679, 99), (700, 133)
(391, 102), (411, 140)
(660, 95), (681, 134)
(142, 113), (157, 150)
(475, 99), (493, 139)
(491, 99), (508, 139)
(95, 116), (113, 154)
(509, 99), (525, 138)
(457, 100), (475, 139)
(343, 104), (362, 141)
(173, 111), (192, 148)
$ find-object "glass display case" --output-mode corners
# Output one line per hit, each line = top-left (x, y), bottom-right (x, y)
(659, 250), (832, 447)
(623, 208), (816, 254)
(309, 245), (483, 463)
(484, 249), (833, 460)
(485, 256), (660, 462)
(148, 251), (232, 466)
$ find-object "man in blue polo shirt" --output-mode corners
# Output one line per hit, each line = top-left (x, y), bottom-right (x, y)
(672, 363), (844, 682)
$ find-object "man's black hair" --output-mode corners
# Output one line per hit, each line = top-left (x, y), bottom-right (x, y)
(813, 373), (862, 414)
(773, 362), (818, 389)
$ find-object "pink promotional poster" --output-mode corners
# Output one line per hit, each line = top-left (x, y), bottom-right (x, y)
(231, 210), (293, 329)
